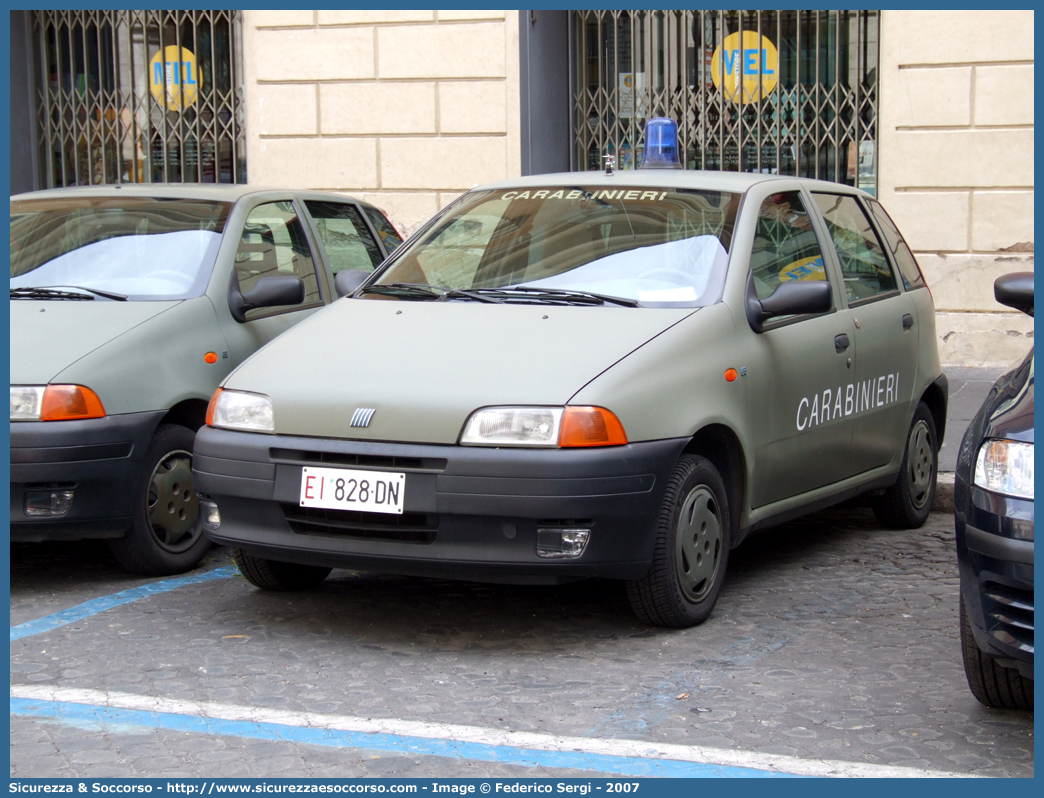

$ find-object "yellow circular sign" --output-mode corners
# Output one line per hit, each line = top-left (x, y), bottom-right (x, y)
(711, 31), (778, 103)
(779, 255), (826, 283)
(149, 46), (198, 110)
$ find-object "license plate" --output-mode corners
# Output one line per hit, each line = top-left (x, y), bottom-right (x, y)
(299, 466), (405, 515)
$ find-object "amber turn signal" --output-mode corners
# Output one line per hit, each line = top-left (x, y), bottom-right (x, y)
(205, 388), (223, 427)
(204, 351), (218, 364)
(39, 385), (106, 421)
(724, 368), (738, 382)
(559, 406), (628, 447)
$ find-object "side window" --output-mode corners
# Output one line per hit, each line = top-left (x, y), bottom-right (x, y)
(234, 201), (321, 319)
(361, 206), (404, 254)
(866, 199), (926, 290)
(750, 191), (829, 300)
(304, 201), (384, 274)
(811, 193), (898, 304)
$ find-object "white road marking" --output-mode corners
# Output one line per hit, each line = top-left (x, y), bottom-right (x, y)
(11, 684), (976, 778)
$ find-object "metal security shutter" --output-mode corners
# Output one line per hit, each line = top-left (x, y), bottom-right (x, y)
(573, 10), (879, 194)
(32, 10), (246, 187)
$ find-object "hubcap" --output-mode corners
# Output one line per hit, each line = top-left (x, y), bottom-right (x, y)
(674, 485), (722, 602)
(906, 420), (934, 510)
(146, 449), (202, 552)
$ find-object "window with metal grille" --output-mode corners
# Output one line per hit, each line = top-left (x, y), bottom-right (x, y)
(32, 10), (246, 187)
(573, 10), (879, 194)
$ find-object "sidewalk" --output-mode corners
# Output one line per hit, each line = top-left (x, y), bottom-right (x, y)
(934, 365), (1007, 511)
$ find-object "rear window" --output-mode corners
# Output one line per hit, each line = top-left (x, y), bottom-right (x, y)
(373, 186), (739, 307)
(10, 196), (231, 300)
(866, 199), (926, 290)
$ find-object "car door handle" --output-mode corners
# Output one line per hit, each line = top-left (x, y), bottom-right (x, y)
(834, 334), (850, 352)
(902, 314), (914, 330)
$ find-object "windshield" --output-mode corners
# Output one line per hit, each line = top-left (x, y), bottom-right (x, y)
(371, 186), (739, 306)
(10, 197), (231, 300)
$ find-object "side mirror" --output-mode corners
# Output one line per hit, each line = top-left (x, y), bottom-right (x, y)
(994, 272), (1033, 317)
(746, 273), (832, 333)
(334, 269), (370, 298)
(229, 274), (305, 323)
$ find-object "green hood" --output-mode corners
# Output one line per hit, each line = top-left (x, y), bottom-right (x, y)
(224, 299), (695, 444)
(9, 299), (180, 385)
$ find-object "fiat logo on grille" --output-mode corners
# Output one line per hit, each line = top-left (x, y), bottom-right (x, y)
(350, 407), (376, 428)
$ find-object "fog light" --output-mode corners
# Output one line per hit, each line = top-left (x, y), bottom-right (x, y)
(200, 498), (221, 531)
(24, 490), (74, 518)
(536, 528), (590, 559)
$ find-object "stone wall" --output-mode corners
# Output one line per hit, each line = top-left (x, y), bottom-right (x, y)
(242, 10), (521, 235)
(878, 10), (1034, 367)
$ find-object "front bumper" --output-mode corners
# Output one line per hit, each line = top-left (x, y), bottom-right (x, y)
(954, 475), (1034, 678)
(10, 411), (165, 541)
(193, 427), (689, 584)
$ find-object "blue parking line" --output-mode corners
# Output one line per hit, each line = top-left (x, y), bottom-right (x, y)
(10, 696), (801, 778)
(9, 566), (238, 641)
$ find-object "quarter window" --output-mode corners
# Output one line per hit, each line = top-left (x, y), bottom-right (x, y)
(750, 191), (828, 301)
(866, 199), (926, 290)
(362, 206), (404, 254)
(234, 201), (320, 318)
(304, 201), (384, 274)
(812, 193), (897, 303)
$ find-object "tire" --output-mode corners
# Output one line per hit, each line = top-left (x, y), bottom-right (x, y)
(626, 455), (730, 628)
(872, 401), (937, 529)
(960, 594), (1034, 711)
(108, 423), (210, 576)
(233, 548), (331, 591)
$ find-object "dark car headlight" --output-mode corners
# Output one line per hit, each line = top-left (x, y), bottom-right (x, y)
(974, 439), (1034, 500)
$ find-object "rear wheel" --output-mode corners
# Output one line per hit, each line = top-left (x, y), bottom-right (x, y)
(233, 548), (331, 591)
(960, 594), (1033, 710)
(626, 455), (730, 628)
(872, 401), (937, 529)
(109, 424), (210, 576)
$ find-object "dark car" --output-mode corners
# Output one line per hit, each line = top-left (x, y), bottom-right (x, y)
(954, 272), (1034, 710)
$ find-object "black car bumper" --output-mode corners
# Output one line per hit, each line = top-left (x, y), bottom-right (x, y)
(954, 476), (1034, 678)
(10, 411), (165, 541)
(193, 427), (689, 584)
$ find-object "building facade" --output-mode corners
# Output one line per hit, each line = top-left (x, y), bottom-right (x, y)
(9, 9), (1034, 367)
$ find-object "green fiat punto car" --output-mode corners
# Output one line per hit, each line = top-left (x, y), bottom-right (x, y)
(194, 126), (947, 627)
(10, 184), (401, 576)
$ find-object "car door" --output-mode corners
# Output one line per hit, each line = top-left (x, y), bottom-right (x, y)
(809, 191), (919, 476)
(743, 188), (855, 508)
(215, 197), (329, 365)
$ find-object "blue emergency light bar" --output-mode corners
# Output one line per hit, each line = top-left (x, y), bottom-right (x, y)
(640, 117), (682, 169)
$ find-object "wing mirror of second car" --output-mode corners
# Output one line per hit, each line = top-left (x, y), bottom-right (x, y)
(746, 273), (832, 333)
(334, 269), (370, 298)
(229, 275), (305, 323)
(994, 272), (1033, 317)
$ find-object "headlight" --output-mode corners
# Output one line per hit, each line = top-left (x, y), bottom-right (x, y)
(11, 386), (45, 420)
(11, 385), (105, 421)
(460, 406), (627, 448)
(206, 388), (275, 433)
(974, 439), (1034, 500)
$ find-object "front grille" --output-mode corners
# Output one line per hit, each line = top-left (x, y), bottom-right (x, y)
(270, 448), (447, 472)
(983, 583), (1034, 655)
(281, 504), (438, 544)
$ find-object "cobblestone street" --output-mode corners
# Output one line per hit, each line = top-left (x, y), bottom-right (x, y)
(9, 505), (1033, 778)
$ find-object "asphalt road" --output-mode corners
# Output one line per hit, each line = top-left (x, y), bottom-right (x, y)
(9, 504), (1033, 779)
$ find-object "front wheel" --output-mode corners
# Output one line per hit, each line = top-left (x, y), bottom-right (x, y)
(626, 455), (731, 628)
(872, 401), (937, 529)
(960, 594), (1033, 710)
(233, 549), (332, 591)
(109, 423), (210, 576)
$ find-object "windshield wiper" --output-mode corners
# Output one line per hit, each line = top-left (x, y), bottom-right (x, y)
(11, 287), (94, 301)
(10, 285), (128, 301)
(446, 286), (638, 307)
(358, 283), (444, 300)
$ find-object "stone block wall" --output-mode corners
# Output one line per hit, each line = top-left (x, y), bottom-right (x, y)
(878, 10), (1034, 367)
(242, 10), (521, 235)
